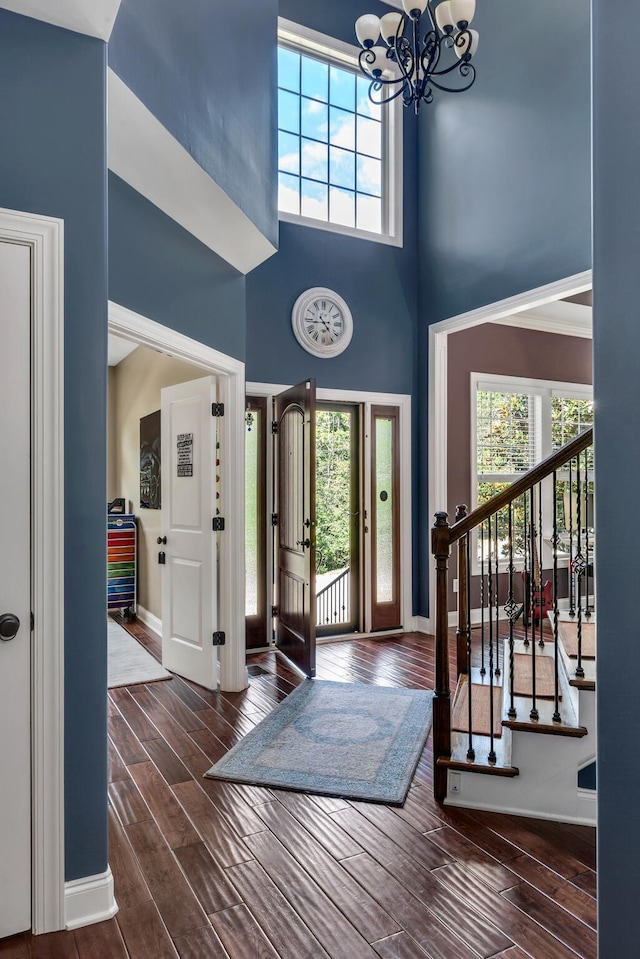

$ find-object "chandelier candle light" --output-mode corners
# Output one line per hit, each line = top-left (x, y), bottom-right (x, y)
(355, 0), (478, 112)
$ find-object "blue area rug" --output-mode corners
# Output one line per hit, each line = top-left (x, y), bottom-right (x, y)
(205, 680), (433, 804)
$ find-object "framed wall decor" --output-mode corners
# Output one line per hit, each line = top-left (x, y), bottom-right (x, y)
(140, 409), (161, 508)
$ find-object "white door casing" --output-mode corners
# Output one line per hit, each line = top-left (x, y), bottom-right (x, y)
(246, 383), (413, 637)
(161, 376), (219, 689)
(109, 302), (247, 694)
(0, 240), (32, 937)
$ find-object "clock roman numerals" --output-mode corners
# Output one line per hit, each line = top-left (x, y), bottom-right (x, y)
(292, 288), (353, 357)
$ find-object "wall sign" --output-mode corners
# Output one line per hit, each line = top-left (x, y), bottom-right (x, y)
(177, 432), (194, 477)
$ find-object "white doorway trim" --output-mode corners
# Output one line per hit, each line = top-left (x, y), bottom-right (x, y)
(0, 207), (65, 933)
(424, 269), (593, 634)
(108, 301), (248, 692)
(246, 382), (413, 635)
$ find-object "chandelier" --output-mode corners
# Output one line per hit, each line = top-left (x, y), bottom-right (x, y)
(355, 0), (478, 113)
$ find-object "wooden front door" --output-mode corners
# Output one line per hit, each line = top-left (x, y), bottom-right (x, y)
(274, 380), (316, 677)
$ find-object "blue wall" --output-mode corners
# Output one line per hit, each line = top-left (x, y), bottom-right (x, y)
(248, 0), (420, 610)
(417, 0), (591, 323)
(247, 0), (418, 397)
(414, 0), (592, 616)
(109, 173), (246, 361)
(246, 222), (417, 394)
(109, 0), (278, 248)
(593, 0), (639, 950)
(0, 12), (108, 881)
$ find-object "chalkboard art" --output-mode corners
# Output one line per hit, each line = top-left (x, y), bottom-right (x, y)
(140, 410), (161, 509)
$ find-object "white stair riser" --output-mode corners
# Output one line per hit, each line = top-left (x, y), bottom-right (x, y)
(446, 687), (596, 825)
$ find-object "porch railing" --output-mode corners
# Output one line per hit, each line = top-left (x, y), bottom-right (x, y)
(316, 568), (350, 627)
(431, 427), (594, 800)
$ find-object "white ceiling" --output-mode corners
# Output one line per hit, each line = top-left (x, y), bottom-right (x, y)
(0, 0), (122, 40)
(108, 334), (138, 367)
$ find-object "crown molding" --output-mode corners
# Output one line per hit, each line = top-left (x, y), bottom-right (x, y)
(430, 270), (593, 336)
(0, 0), (122, 40)
(493, 308), (592, 339)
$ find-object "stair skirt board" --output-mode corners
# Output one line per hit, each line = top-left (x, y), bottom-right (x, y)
(452, 680), (504, 738)
(512, 652), (560, 700)
(444, 789), (597, 828)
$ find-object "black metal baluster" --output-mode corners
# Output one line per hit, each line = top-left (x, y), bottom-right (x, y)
(529, 486), (539, 721)
(552, 470), (561, 723)
(574, 451), (585, 678)
(584, 447), (592, 620)
(494, 512), (501, 678)
(487, 515), (496, 764)
(480, 522), (486, 675)
(506, 500), (517, 719)
(538, 482), (545, 649)
(569, 457), (576, 617)
(523, 493), (530, 648)
(466, 534), (475, 762)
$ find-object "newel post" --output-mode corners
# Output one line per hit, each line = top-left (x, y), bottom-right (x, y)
(432, 510), (452, 801)
(455, 505), (469, 677)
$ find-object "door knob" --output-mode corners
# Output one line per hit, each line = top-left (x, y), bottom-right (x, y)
(157, 535), (167, 545)
(0, 613), (20, 642)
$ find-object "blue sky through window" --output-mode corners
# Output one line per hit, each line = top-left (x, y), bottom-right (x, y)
(278, 45), (383, 233)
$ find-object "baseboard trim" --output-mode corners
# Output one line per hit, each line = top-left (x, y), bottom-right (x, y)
(65, 867), (118, 930)
(448, 608), (510, 628)
(444, 794), (597, 827)
(136, 605), (162, 637)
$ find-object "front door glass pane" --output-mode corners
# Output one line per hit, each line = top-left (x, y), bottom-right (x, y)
(315, 408), (354, 628)
(375, 417), (394, 604)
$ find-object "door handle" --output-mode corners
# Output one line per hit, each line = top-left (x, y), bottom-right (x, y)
(296, 539), (311, 549)
(157, 535), (167, 545)
(0, 613), (20, 642)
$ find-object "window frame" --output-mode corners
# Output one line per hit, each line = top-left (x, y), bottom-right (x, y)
(277, 18), (403, 248)
(470, 372), (593, 573)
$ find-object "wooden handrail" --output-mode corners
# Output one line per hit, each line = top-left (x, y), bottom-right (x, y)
(450, 427), (593, 544)
(430, 425), (594, 801)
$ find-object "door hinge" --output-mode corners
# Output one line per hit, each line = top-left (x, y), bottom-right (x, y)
(271, 605), (278, 617)
(212, 516), (225, 531)
(211, 402), (225, 417)
(212, 631), (226, 646)
(271, 512), (278, 526)
(271, 420), (278, 434)
(30, 612), (34, 631)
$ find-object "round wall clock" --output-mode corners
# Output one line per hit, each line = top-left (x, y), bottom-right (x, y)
(291, 287), (353, 358)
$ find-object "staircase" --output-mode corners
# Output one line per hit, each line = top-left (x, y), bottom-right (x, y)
(431, 428), (596, 825)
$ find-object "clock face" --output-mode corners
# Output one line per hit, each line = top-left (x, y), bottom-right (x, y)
(291, 287), (353, 358)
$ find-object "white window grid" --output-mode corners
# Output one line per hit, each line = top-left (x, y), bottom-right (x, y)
(471, 373), (593, 573)
(277, 18), (403, 247)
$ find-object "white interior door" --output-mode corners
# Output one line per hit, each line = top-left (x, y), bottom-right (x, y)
(161, 376), (219, 689)
(0, 240), (32, 936)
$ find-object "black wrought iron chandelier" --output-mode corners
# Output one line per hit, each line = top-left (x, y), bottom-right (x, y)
(355, 0), (478, 113)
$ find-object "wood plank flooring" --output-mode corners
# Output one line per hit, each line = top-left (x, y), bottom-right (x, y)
(1, 623), (596, 959)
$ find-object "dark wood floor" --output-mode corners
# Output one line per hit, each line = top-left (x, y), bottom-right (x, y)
(1, 622), (596, 959)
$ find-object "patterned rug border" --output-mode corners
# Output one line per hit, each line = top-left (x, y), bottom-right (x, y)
(205, 680), (433, 805)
